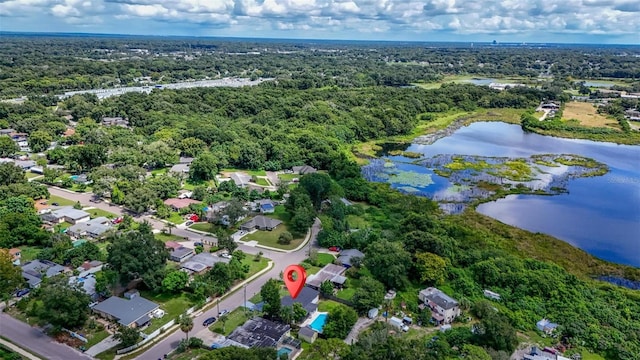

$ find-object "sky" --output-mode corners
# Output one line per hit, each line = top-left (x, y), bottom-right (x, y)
(1, 0), (639, 44)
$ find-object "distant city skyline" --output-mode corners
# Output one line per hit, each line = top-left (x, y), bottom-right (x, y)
(1, 0), (639, 45)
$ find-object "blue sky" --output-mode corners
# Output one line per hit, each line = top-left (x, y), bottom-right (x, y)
(1, 0), (639, 44)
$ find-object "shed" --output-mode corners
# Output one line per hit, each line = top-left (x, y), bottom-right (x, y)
(367, 308), (379, 319)
(298, 327), (318, 344)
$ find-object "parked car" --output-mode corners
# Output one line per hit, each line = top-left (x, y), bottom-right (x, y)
(112, 217), (123, 224)
(194, 242), (203, 247)
(185, 221), (194, 226)
(219, 309), (229, 316)
(220, 253), (232, 259)
(202, 317), (217, 326)
(328, 246), (342, 252)
(89, 197), (101, 203)
(15, 289), (30, 297)
(51, 202), (59, 206)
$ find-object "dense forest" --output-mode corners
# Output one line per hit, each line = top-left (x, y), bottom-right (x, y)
(0, 35), (639, 97)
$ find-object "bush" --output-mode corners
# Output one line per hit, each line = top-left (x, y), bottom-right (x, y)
(278, 231), (293, 245)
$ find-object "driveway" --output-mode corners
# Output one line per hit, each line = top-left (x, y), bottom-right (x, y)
(344, 317), (376, 345)
(85, 335), (120, 357)
(0, 313), (92, 360)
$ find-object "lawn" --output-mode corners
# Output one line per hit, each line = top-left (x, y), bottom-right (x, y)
(277, 173), (298, 182)
(346, 215), (369, 229)
(209, 308), (249, 336)
(305, 265), (323, 275)
(318, 300), (345, 313)
(315, 253), (335, 266)
(155, 233), (185, 242)
(336, 288), (356, 301)
(138, 291), (195, 335)
(85, 208), (117, 219)
(242, 257), (270, 278)
(19, 246), (42, 262)
(26, 172), (42, 179)
(190, 222), (215, 233)
(150, 168), (168, 176)
(222, 168), (266, 177)
(48, 194), (76, 206)
(253, 177), (270, 186)
(170, 348), (209, 360)
(166, 212), (185, 225)
(85, 329), (110, 348)
(242, 224), (303, 250)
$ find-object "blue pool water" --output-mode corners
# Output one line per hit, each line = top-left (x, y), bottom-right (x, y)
(310, 313), (328, 333)
(69, 175), (79, 180)
(277, 347), (293, 358)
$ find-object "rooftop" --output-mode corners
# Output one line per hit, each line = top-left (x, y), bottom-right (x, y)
(281, 287), (319, 314)
(241, 215), (282, 229)
(292, 165), (317, 174)
(227, 317), (291, 348)
(184, 252), (230, 269)
(92, 295), (159, 327)
(420, 287), (459, 310)
(337, 249), (364, 267)
(50, 207), (91, 220)
(163, 198), (201, 209)
(306, 263), (347, 288)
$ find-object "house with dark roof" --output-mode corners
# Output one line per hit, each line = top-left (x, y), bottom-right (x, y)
(227, 317), (291, 348)
(418, 287), (460, 325)
(281, 287), (319, 320)
(67, 217), (112, 239)
(21, 260), (66, 288)
(169, 247), (195, 263)
(337, 249), (365, 268)
(101, 116), (129, 127)
(240, 216), (282, 231)
(291, 165), (317, 175)
(181, 252), (230, 274)
(298, 326), (318, 344)
(92, 294), (159, 328)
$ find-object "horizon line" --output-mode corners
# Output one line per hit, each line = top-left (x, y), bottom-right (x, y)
(1, 30), (639, 47)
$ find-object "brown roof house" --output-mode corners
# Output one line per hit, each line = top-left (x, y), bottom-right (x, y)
(163, 198), (201, 211)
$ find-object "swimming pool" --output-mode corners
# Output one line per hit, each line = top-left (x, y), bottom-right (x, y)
(309, 313), (328, 333)
(69, 175), (79, 180)
(277, 347), (293, 358)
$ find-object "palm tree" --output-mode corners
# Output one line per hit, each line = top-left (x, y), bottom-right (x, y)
(219, 314), (229, 333)
(178, 314), (193, 341)
(166, 222), (176, 234)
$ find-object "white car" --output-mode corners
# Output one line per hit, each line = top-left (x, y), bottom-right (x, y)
(220, 253), (232, 259)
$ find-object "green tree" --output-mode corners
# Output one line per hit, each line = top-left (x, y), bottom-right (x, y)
(0, 136), (19, 157)
(320, 280), (334, 297)
(292, 302), (307, 323)
(124, 186), (157, 214)
(299, 173), (334, 209)
(474, 312), (519, 353)
(180, 137), (207, 157)
(323, 304), (357, 339)
(278, 231), (293, 245)
(114, 326), (140, 348)
(0, 249), (24, 300)
(460, 344), (492, 360)
(260, 278), (281, 319)
(28, 130), (53, 153)
(106, 230), (169, 291)
(179, 314), (194, 341)
(364, 239), (411, 290)
(189, 152), (218, 182)
(0, 163), (26, 186)
(291, 206), (315, 234)
(218, 199), (246, 226)
(217, 233), (238, 254)
(280, 305), (295, 325)
(35, 277), (91, 329)
(199, 346), (277, 360)
(352, 277), (385, 314)
(414, 252), (447, 285)
(304, 338), (351, 360)
(162, 270), (189, 293)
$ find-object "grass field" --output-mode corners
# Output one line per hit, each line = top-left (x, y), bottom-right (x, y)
(243, 206), (304, 250)
(48, 194), (76, 206)
(190, 222), (215, 233)
(155, 233), (185, 242)
(563, 101), (618, 128)
(139, 291), (195, 335)
(277, 173), (298, 182)
(25, 172), (42, 179)
(242, 257), (270, 278)
(209, 308), (249, 335)
(85, 208), (116, 219)
(19, 246), (41, 262)
(167, 212), (185, 225)
(253, 177), (270, 186)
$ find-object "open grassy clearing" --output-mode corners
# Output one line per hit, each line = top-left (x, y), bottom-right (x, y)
(242, 223), (303, 250)
(221, 168), (266, 177)
(139, 291), (195, 335)
(190, 222), (215, 233)
(563, 101), (619, 128)
(155, 233), (185, 242)
(277, 173), (298, 182)
(84, 208), (117, 219)
(47, 194), (76, 206)
(166, 212), (185, 225)
(253, 177), (270, 186)
(209, 308), (249, 336)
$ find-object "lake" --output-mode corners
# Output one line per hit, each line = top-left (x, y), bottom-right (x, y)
(364, 122), (640, 267)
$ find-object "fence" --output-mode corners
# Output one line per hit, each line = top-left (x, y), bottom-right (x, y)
(322, 294), (353, 307)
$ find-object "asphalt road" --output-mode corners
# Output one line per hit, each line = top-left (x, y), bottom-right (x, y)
(135, 218), (321, 360)
(0, 313), (93, 360)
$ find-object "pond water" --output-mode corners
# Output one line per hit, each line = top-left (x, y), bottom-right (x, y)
(365, 122), (640, 267)
(581, 80), (614, 88)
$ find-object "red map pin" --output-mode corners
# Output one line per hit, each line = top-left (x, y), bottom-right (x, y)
(284, 264), (307, 299)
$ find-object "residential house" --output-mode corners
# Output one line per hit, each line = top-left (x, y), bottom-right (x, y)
(281, 287), (319, 320)
(179, 157), (194, 164)
(42, 207), (91, 225)
(170, 163), (190, 175)
(9, 132), (28, 142)
(228, 317), (291, 348)
(339, 198), (353, 206)
(536, 319), (559, 335)
(181, 252), (230, 275)
(163, 198), (201, 211)
(165, 241), (183, 251)
(483, 289), (501, 301)
(298, 327), (318, 344)
(337, 249), (365, 268)
(291, 165), (317, 175)
(14, 160), (36, 170)
(92, 293), (159, 328)
(306, 263), (347, 289)
(251, 199), (276, 214)
(8, 248), (21, 265)
(77, 260), (103, 277)
(69, 274), (98, 300)
(169, 247), (195, 263)
(21, 260), (66, 288)
(67, 217), (112, 239)
(418, 287), (461, 325)
(624, 108), (640, 121)
(101, 116), (129, 127)
(71, 174), (92, 185)
(240, 216), (282, 231)
(0, 129), (15, 135)
(230, 172), (252, 188)
(204, 201), (228, 221)
(367, 308), (379, 319)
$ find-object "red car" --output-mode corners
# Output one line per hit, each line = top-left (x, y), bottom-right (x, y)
(190, 214), (199, 222)
(328, 246), (341, 252)
(112, 217), (123, 224)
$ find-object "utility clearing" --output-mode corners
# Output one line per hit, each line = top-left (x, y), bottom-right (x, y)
(563, 101), (618, 128)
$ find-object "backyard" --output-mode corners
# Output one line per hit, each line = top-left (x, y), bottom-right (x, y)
(242, 206), (305, 250)
(139, 291), (195, 335)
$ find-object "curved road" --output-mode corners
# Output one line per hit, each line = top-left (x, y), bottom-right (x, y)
(45, 187), (322, 359)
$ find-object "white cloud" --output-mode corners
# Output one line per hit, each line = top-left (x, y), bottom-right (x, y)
(0, 0), (638, 42)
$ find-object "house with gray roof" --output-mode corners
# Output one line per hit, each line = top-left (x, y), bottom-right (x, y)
(306, 263), (347, 289)
(92, 294), (159, 328)
(43, 207), (91, 225)
(170, 163), (190, 174)
(281, 287), (319, 319)
(169, 247), (195, 263)
(21, 260), (66, 288)
(337, 249), (364, 268)
(291, 165), (317, 175)
(67, 217), (112, 239)
(240, 215), (282, 231)
(181, 252), (230, 274)
(418, 287), (460, 325)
